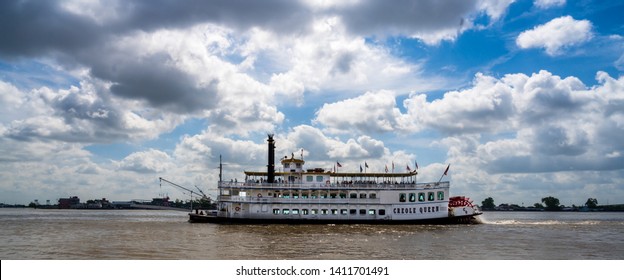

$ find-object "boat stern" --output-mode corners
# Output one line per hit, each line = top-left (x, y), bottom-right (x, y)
(448, 196), (481, 220)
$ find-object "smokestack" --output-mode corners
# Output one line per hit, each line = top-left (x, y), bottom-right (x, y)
(267, 134), (275, 183)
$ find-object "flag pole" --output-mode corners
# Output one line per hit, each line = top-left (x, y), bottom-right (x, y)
(414, 160), (418, 185)
(438, 164), (450, 183)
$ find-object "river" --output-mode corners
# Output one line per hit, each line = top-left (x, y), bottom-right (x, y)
(0, 208), (622, 259)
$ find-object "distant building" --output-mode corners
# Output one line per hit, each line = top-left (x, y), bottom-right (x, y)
(151, 196), (170, 206)
(58, 196), (80, 209)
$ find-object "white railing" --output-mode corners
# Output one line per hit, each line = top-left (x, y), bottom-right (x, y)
(218, 181), (449, 190)
(218, 196), (381, 204)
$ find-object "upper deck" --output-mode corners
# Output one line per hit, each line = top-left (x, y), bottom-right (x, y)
(219, 180), (449, 191)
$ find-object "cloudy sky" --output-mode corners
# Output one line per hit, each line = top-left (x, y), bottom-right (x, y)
(1, 0), (623, 207)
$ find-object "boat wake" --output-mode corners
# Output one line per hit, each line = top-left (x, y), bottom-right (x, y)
(481, 219), (601, 226)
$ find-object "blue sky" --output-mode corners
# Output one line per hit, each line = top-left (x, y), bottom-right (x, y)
(1, 0), (623, 207)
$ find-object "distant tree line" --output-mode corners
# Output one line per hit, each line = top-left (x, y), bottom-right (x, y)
(481, 196), (606, 211)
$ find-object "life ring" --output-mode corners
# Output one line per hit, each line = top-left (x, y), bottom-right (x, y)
(235, 206), (241, 212)
(257, 193), (262, 198)
(325, 180), (330, 185)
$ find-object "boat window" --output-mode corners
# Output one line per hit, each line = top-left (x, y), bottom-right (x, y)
(418, 192), (425, 202)
(316, 176), (324, 182)
(330, 193), (337, 199)
(292, 192), (299, 199)
(306, 176), (313, 182)
(399, 193), (406, 202)
(331, 209), (338, 215)
(409, 193), (416, 202)
(379, 209), (386, 215)
(296, 163), (302, 168)
(283, 163), (289, 169)
(360, 193), (367, 199)
(321, 209), (328, 215)
(273, 209), (280, 215)
(320, 192), (328, 199)
(292, 209), (299, 215)
(341, 209), (348, 215)
(438, 191), (444, 200)
(232, 189), (240, 196)
(221, 189), (230, 196)
(350, 209), (357, 215)
(302, 209), (309, 215)
(369, 193), (377, 199)
(339, 193), (347, 199)
(428, 192), (435, 201)
(350, 193), (358, 199)
(359, 209), (366, 215)
(301, 192), (309, 199)
(283, 209), (290, 215)
(311, 209), (318, 215)
(368, 209), (376, 215)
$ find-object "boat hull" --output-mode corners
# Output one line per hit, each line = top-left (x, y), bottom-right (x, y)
(188, 212), (482, 225)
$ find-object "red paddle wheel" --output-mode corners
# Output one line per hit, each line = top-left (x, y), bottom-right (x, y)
(448, 196), (476, 208)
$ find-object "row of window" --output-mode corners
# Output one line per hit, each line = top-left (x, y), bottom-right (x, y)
(399, 191), (444, 202)
(273, 208), (386, 216)
(267, 192), (378, 199)
(306, 175), (327, 182)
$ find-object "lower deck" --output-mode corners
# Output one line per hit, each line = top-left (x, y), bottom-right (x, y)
(189, 210), (482, 224)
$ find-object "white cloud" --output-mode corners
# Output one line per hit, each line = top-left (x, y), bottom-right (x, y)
(117, 149), (174, 173)
(478, 0), (517, 20)
(429, 70), (624, 203)
(1, 80), (184, 143)
(409, 73), (516, 134)
(534, 0), (566, 9)
(516, 16), (593, 55)
(333, 0), (515, 44)
(314, 90), (415, 135)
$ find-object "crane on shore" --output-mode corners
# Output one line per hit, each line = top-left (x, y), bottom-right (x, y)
(159, 177), (204, 210)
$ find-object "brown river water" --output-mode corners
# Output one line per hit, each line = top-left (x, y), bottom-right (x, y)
(1, 208), (622, 259)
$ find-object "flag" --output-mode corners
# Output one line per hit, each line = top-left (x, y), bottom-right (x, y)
(392, 161), (395, 172)
(406, 164), (411, 171)
(385, 165), (388, 173)
(365, 162), (369, 168)
(444, 164), (450, 176)
(415, 160), (419, 170)
(360, 165), (363, 173)
(336, 161), (342, 168)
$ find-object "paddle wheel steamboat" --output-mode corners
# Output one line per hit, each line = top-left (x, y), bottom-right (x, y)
(189, 135), (481, 224)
